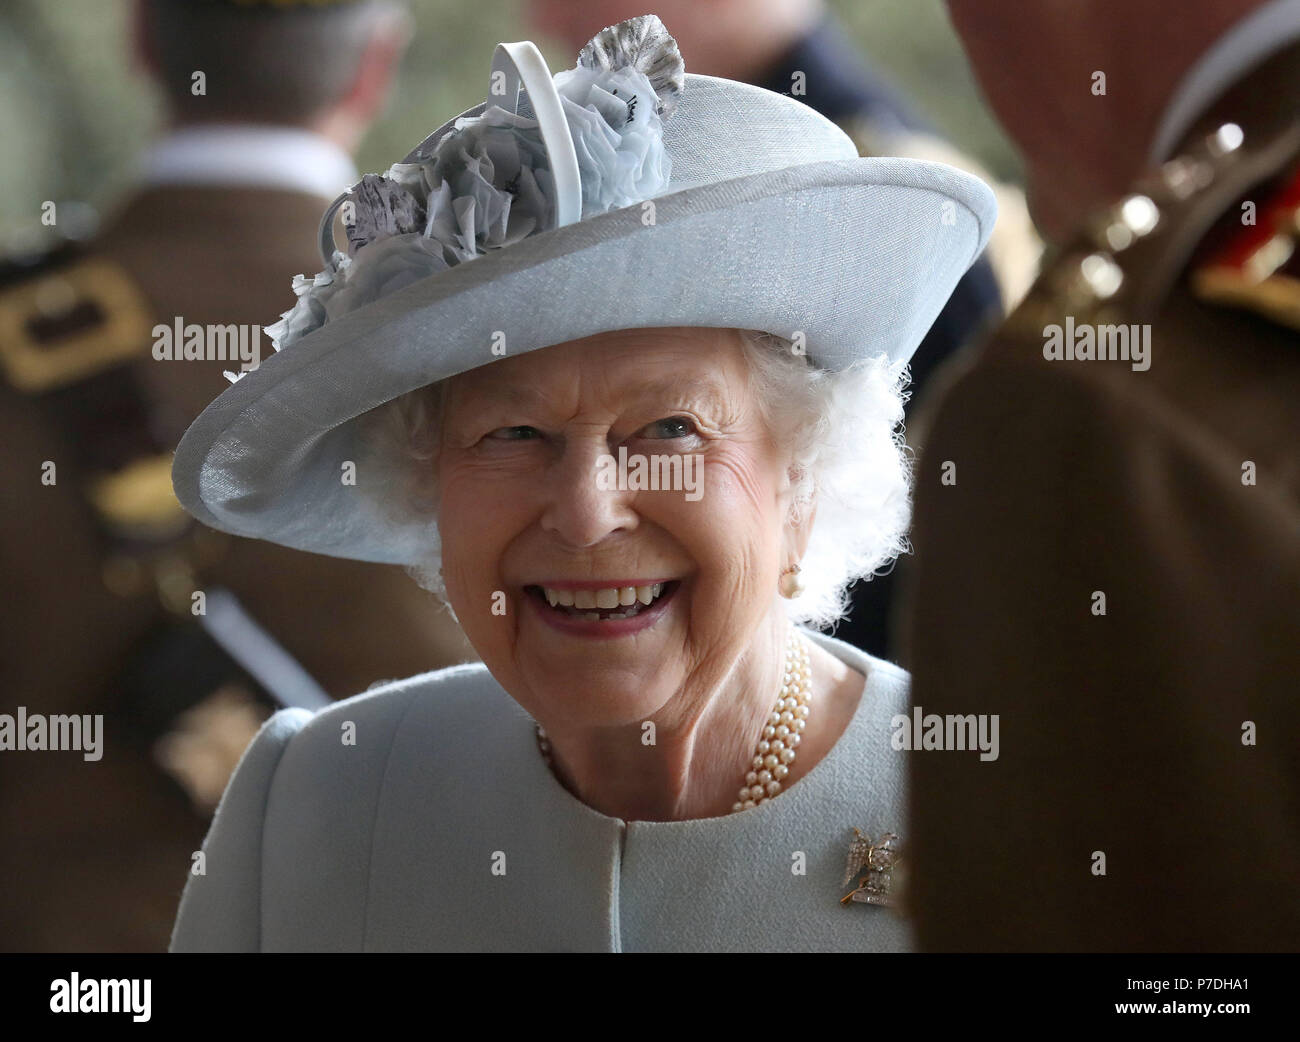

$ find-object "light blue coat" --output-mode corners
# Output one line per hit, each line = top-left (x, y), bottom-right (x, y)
(169, 628), (913, 952)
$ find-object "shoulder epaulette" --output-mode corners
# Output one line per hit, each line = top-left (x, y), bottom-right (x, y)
(1006, 38), (1300, 340)
(0, 242), (155, 394)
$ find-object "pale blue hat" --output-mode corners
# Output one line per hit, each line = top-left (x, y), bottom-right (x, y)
(171, 14), (996, 564)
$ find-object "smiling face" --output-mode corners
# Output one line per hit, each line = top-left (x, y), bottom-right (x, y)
(433, 326), (808, 732)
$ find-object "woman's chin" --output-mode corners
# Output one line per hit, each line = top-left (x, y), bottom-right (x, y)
(511, 647), (675, 723)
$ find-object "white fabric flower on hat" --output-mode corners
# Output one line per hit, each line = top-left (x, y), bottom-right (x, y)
(265, 14), (684, 355)
(264, 260), (348, 352)
(553, 63), (672, 216)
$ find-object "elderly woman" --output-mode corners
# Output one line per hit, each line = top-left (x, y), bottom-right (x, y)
(167, 15), (993, 952)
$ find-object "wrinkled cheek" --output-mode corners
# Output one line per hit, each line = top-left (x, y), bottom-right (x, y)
(445, 472), (544, 650)
(701, 458), (780, 552)
(436, 528), (477, 626)
(704, 453), (775, 518)
(436, 483), (502, 629)
(682, 462), (780, 626)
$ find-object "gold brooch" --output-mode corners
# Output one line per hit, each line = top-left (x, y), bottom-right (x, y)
(840, 828), (903, 908)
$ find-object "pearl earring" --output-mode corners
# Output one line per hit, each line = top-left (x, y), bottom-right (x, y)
(779, 563), (804, 599)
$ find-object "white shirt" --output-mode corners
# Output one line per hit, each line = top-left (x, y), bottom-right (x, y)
(138, 124), (359, 200)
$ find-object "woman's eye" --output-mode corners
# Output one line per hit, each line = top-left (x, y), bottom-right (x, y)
(485, 425), (540, 441)
(638, 416), (698, 440)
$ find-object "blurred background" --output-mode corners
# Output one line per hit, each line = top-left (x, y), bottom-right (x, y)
(0, 0), (1021, 244)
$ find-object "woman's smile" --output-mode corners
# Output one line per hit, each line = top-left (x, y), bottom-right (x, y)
(522, 578), (684, 639)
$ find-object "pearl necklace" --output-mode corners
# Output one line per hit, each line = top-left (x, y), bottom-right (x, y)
(533, 631), (813, 815)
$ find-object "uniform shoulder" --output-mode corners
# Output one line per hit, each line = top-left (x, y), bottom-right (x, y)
(0, 231), (155, 396)
(1002, 120), (1300, 348)
(0, 233), (83, 288)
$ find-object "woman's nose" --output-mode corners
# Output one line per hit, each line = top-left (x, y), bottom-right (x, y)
(538, 435), (638, 548)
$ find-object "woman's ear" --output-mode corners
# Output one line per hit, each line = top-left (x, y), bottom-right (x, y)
(793, 501), (817, 561)
(782, 464), (816, 564)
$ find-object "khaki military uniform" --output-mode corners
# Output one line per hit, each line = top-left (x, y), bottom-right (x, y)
(898, 41), (1300, 951)
(0, 184), (474, 951)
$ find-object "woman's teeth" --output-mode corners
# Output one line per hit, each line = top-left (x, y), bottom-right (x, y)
(540, 583), (666, 620)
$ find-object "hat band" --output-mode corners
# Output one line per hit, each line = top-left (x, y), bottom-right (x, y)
(489, 41), (582, 228)
(315, 39), (582, 268)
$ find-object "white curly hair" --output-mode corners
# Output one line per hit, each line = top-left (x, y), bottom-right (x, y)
(357, 328), (913, 630)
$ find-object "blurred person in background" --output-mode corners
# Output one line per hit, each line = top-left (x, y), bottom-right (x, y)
(0, 0), (471, 951)
(527, 0), (1038, 661)
(902, 0), (1300, 950)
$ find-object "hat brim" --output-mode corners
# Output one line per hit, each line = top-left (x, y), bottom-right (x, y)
(172, 155), (996, 564)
